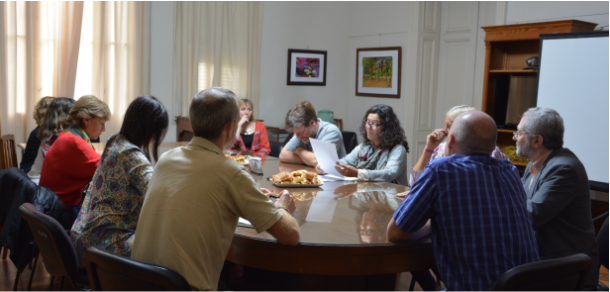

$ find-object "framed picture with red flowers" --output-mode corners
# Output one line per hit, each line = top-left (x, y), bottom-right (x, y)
(287, 49), (327, 86)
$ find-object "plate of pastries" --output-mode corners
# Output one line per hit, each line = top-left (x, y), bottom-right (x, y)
(225, 154), (249, 165)
(271, 170), (323, 188)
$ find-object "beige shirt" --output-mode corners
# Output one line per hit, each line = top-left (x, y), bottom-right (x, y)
(132, 137), (281, 291)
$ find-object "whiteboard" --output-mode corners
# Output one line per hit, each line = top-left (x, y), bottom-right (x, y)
(537, 32), (609, 185)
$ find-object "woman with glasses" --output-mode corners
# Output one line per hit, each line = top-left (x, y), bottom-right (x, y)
(316, 104), (410, 186)
(407, 105), (508, 188)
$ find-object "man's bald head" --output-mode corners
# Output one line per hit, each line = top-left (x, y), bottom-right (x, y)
(449, 111), (497, 156)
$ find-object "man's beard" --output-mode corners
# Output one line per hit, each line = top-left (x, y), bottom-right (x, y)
(516, 137), (532, 159)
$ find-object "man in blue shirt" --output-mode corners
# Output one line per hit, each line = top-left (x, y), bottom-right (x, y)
(280, 104), (346, 166)
(387, 110), (539, 291)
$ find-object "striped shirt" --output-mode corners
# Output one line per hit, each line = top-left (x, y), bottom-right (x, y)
(394, 154), (539, 291)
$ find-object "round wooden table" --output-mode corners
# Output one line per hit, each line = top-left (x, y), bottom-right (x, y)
(226, 155), (435, 291)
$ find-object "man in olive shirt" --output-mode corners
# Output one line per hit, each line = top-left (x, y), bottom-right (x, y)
(133, 87), (299, 291)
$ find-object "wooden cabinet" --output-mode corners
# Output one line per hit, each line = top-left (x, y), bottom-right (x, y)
(481, 20), (597, 169)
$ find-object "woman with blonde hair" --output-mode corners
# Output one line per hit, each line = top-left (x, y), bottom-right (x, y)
(406, 105), (508, 188)
(233, 98), (270, 156)
(40, 95), (111, 229)
(20, 96), (55, 173)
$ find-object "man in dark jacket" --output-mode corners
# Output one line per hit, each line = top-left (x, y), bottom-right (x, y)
(514, 107), (599, 290)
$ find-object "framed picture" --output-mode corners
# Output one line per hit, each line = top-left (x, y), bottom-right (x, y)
(287, 49), (327, 86)
(356, 46), (402, 98)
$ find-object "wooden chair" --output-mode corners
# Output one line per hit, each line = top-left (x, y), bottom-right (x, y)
(19, 203), (90, 291)
(175, 117), (194, 142)
(265, 126), (280, 142)
(334, 119), (343, 131)
(0, 134), (18, 170)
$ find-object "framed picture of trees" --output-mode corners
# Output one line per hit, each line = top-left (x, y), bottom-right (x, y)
(356, 47), (402, 98)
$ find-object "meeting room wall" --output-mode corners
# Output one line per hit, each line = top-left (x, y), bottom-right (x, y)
(345, 2), (411, 142)
(146, 1), (608, 144)
(258, 1), (415, 146)
(258, 2), (352, 130)
(505, 1), (608, 29)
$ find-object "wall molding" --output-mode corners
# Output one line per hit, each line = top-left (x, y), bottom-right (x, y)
(417, 38), (437, 131)
(423, 2), (439, 34)
(495, 1), (507, 25)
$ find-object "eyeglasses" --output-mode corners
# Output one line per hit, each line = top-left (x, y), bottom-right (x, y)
(365, 120), (383, 129)
(513, 131), (526, 138)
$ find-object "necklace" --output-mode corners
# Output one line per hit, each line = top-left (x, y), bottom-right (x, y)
(243, 124), (255, 135)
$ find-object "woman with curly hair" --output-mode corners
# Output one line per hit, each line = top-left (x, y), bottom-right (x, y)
(316, 104), (409, 186)
(27, 97), (75, 182)
(20, 96), (55, 173)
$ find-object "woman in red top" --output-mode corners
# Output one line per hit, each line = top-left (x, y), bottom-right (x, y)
(233, 99), (270, 156)
(39, 95), (111, 229)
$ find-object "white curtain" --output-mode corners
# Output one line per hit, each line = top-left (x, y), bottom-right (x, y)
(0, 1), (83, 146)
(175, 2), (263, 119)
(88, 1), (151, 141)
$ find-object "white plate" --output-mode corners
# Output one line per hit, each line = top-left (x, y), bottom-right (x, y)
(272, 182), (323, 188)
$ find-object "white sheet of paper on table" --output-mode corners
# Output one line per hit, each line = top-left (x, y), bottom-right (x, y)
(310, 138), (345, 178)
(318, 174), (358, 182)
(305, 191), (338, 223)
(238, 217), (253, 228)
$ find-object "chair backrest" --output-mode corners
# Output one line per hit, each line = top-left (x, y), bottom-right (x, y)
(334, 119), (343, 131)
(492, 253), (592, 291)
(265, 126), (281, 142)
(0, 134), (19, 170)
(18, 203), (79, 277)
(341, 131), (358, 154)
(598, 216), (609, 269)
(83, 246), (191, 291)
(283, 133), (294, 146)
(269, 141), (283, 158)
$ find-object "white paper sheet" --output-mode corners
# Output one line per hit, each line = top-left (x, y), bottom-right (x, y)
(238, 217), (253, 228)
(318, 174), (358, 182)
(305, 191), (338, 223)
(310, 138), (344, 178)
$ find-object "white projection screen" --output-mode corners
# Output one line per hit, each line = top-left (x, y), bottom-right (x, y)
(537, 31), (609, 190)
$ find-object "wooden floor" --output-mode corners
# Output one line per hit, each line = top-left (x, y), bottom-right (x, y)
(0, 251), (607, 291)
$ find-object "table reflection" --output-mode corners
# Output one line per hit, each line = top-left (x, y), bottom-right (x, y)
(239, 158), (414, 246)
(350, 191), (399, 244)
(228, 156), (434, 281)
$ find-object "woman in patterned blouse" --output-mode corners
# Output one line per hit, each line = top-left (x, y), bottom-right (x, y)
(71, 95), (168, 265)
